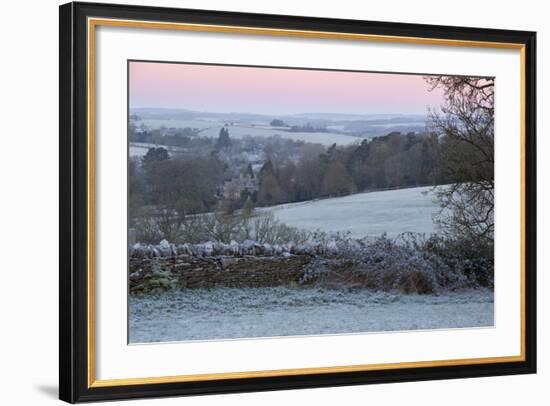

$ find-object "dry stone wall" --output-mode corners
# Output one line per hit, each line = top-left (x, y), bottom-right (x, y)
(129, 240), (317, 294)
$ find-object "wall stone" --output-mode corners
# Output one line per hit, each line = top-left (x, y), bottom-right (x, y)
(129, 254), (313, 294)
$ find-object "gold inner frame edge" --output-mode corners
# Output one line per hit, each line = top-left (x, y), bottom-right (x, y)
(86, 17), (527, 388)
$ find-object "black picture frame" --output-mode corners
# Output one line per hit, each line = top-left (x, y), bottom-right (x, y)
(59, 1), (537, 403)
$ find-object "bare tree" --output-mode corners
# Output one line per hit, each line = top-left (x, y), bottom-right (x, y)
(425, 76), (494, 244)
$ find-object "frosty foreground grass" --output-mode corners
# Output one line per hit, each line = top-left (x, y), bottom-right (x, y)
(129, 287), (494, 343)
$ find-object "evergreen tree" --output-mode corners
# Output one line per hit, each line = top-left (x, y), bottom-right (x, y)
(257, 174), (285, 206)
(216, 127), (231, 149)
(258, 160), (275, 181)
(142, 147), (169, 168)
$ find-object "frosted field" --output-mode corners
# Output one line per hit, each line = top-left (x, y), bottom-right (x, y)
(130, 143), (161, 157)
(129, 287), (494, 343)
(129, 142), (186, 157)
(268, 186), (441, 238)
(141, 118), (360, 146)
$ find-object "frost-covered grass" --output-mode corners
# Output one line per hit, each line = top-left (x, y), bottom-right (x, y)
(129, 287), (494, 343)
(141, 118), (360, 146)
(130, 143), (158, 157)
(267, 186), (440, 238)
(129, 142), (185, 157)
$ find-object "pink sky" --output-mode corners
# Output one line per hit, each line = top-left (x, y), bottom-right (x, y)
(129, 61), (444, 115)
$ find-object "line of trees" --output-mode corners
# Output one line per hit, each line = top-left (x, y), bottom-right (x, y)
(254, 131), (447, 206)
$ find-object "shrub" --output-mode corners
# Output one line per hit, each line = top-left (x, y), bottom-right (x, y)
(132, 209), (311, 246)
(301, 233), (493, 293)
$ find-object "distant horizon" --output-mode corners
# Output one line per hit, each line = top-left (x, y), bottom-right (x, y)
(129, 106), (428, 119)
(129, 61), (445, 116)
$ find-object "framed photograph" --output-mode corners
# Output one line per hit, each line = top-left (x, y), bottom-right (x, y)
(59, 1), (536, 403)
